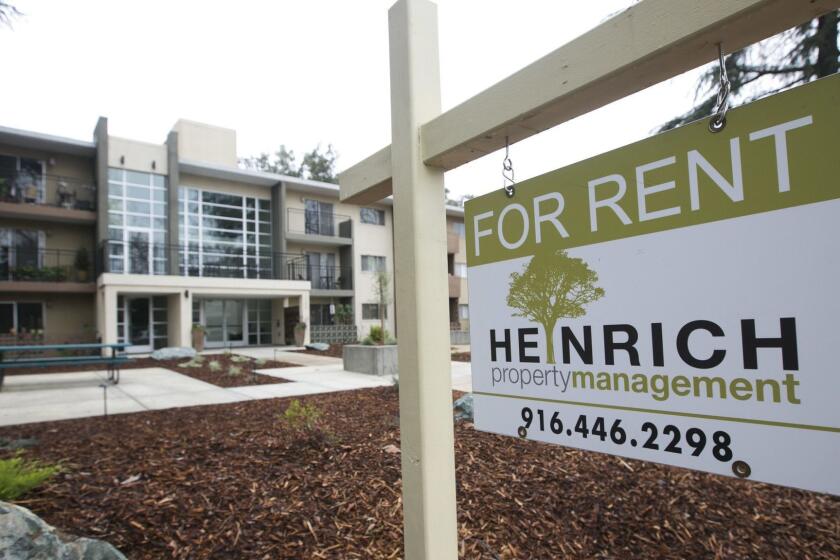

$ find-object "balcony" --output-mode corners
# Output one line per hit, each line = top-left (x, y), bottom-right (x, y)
(0, 247), (96, 293)
(447, 231), (461, 254)
(290, 264), (353, 296)
(286, 208), (353, 246)
(448, 275), (462, 299)
(98, 240), (308, 281)
(0, 172), (96, 224)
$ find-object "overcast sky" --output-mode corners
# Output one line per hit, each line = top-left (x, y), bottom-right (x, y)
(0, 0), (712, 200)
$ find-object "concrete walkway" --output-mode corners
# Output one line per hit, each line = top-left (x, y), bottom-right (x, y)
(0, 350), (472, 427)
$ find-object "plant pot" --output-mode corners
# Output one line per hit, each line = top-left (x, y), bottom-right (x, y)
(192, 329), (205, 352)
(294, 328), (306, 347)
(76, 270), (89, 282)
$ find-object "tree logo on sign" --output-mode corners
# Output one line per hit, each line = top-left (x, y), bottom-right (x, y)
(507, 250), (605, 364)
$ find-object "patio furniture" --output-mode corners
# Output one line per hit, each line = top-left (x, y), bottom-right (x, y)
(0, 342), (130, 391)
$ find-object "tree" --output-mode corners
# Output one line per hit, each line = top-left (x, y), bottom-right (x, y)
(240, 145), (301, 177)
(0, 1), (20, 28)
(507, 250), (604, 364)
(659, 11), (839, 131)
(372, 270), (391, 345)
(300, 144), (337, 183)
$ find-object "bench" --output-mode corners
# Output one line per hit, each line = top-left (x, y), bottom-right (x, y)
(0, 343), (130, 391)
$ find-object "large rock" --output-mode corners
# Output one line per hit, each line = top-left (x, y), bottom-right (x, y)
(453, 393), (474, 421)
(0, 501), (126, 560)
(150, 346), (196, 361)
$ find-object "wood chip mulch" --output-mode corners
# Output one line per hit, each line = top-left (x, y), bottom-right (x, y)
(4, 354), (298, 388)
(1, 388), (838, 559)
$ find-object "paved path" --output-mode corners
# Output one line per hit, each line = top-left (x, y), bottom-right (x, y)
(0, 355), (472, 427)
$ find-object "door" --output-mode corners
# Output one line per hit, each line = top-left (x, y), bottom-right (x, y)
(126, 297), (152, 352)
(126, 230), (151, 274)
(202, 299), (246, 347)
(306, 252), (321, 288)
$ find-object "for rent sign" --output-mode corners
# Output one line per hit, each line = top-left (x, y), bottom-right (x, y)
(464, 74), (840, 495)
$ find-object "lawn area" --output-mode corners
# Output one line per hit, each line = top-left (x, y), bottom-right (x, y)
(1, 387), (837, 559)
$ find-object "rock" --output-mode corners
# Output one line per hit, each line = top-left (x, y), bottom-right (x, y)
(382, 444), (401, 454)
(0, 501), (126, 560)
(453, 393), (474, 421)
(0, 437), (37, 451)
(150, 347), (196, 361)
(305, 342), (330, 352)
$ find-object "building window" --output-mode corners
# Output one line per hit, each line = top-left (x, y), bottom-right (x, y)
(179, 187), (272, 278)
(454, 263), (467, 278)
(362, 303), (386, 320)
(310, 303), (334, 326)
(361, 255), (386, 272)
(304, 199), (335, 236)
(0, 229), (44, 279)
(459, 304), (469, 320)
(360, 207), (385, 225)
(452, 222), (466, 237)
(107, 169), (168, 275)
(0, 301), (44, 335)
(0, 154), (45, 203)
(247, 299), (272, 345)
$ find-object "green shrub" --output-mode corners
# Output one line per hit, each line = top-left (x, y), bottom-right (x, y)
(0, 454), (60, 501)
(282, 400), (321, 431)
(226, 365), (242, 377)
(208, 360), (222, 372)
(368, 325), (387, 344)
(361, 337), (374, 345)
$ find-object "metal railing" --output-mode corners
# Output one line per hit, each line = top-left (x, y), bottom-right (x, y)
(0, 247), (95, 283)
(287, 208), (352, 239)
(293, 264), (353, 290)
(0, 172), (96, 211)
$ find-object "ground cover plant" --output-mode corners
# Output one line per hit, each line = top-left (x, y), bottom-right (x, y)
(0, 453), (59, 501)
(4, 353), (298, 388)
(0, 388), (837, 559)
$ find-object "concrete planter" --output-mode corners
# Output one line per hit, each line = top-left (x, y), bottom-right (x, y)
(343, 344), (398, 377)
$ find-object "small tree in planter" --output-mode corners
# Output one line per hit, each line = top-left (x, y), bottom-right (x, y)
(294, 322), (307, 347)
(74, 248), (90, 282)
(191, 323), (206, 352)
(372, 270), (391, 345)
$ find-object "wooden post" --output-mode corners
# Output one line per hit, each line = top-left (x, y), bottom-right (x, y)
(388, 0), (458, 558)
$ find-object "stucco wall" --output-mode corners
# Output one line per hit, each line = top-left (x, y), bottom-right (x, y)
(0, 142), (95, 206)
(108, 136), (168, 175)
(0, 292), (96, 342)
(173, 120), (237, 167)
(2, 218), (95, 254)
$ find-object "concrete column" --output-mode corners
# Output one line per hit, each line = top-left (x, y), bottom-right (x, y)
(97, 286), (119, 353)
(388, 1), (458, 558)
(271, 297), (286, 345)
(271, 182), (287, 277)
(166, 131), (181, 275)
(94, 118), (109, 247)
(168, 291), (192, 347)
(299, 292), (310, 345)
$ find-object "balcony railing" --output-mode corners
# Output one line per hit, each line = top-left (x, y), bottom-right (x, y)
(293, 264), (353, 291)
(287, 208), (352, 239)
(0, 172), (96, 211)
(0, 247), (95, 283)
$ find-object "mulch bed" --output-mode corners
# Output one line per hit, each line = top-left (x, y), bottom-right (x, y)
(451, 351), (471, 362)
(4, 354), (298, 388)
(1, 388), (838, 559)
(291, 343), (345, 358)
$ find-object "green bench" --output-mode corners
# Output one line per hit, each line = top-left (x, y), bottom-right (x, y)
(0, 343), (130, 391)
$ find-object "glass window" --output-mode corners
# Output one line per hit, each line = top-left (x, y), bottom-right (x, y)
(452, 222), (466, 236)
(362, 303), (386, 320)
(361, 255), (386, 272)
(459, 304), (469, 320)
(454, 263), (467, 278)
(0, 303), (13, 333)
(360, 207), (385, 225)
(17, 303), (43, 331)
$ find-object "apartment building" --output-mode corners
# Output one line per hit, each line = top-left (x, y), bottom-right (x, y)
(0, 118), (467, 352)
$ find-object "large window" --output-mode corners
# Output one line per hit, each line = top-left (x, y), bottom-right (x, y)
(0, 302), (44, 334)
(107, 169), (167, 275)
(0, 154), (45, 203)
(452, 222), (466, 237)
(362, 303), (386, 320)
(453, 263), (467, 278)
(304, 199), (335, 236)
(0, 229), (43, 279)
(361, 255), (386, 273)
(459, 304), (469, 320)
(179, 187), (272, 278)
(360, 207), (385, 225)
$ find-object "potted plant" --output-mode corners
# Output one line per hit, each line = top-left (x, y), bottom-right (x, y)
(191, 323), (206, 352)
(293, 322), (307, 347)
(74, 248), (90, 282)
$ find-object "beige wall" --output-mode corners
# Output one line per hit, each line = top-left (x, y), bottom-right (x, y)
(2, 218), (95, 254)
(108, 136), (168, 175)
(0, 293), (96, 342)
(173, 120), (237, 167)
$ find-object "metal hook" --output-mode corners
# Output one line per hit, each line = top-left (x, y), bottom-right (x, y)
(502, 136), (515, 197)
(709, 43), (731, 133)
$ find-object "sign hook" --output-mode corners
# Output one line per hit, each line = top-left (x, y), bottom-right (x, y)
(709, 43), (731, 133)
(502, 136), (515, 197)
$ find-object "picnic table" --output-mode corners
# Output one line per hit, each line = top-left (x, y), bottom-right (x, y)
(0, 342), (130, 391)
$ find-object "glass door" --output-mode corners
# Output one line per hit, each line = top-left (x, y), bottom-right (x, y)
(126, 230), (151, 274)
(204, 300), (225, 346)
(224, 300), (245, 346)
(202, 299), (246, 348)
(126, 297), (152, 352)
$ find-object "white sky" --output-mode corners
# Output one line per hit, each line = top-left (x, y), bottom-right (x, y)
(0, 0), (713, 200)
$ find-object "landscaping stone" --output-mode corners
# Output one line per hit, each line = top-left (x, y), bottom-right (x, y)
(343, 344), (398, 377)
(0, 501), (126, 560)
(304, 342), (330, 352)
(453, 393), (474, 421)
(150, 347), (196, 361)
